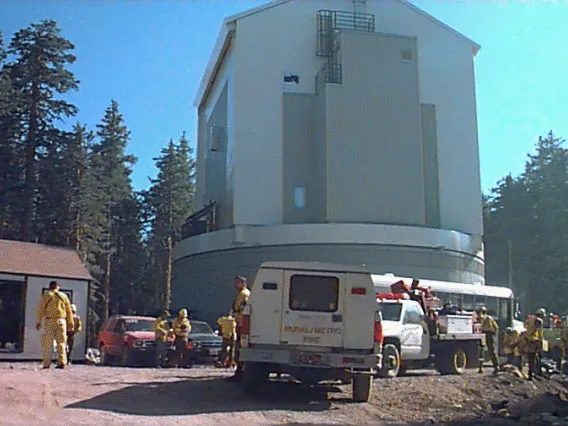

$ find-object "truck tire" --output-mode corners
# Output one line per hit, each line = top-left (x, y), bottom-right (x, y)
(352, 375), (372, 402)
(378, 344), (400, 378)
(435, 345), (467, 375)
(242, 362), (266, 396)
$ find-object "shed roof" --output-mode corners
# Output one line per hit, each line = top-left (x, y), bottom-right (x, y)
(193, 0), (481, 108)
(0, 239), (93, 281)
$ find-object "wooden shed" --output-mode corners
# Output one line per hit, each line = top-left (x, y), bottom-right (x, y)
(0, 239), (92, 361)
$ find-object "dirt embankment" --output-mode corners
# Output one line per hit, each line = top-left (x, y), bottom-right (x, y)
(0, 363), (566, 426)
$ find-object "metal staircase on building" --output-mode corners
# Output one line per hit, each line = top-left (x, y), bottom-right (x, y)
(315, 9), (376, 92)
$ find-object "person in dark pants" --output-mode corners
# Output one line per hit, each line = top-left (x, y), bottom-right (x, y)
(226, 276), (250, 382)
(66, 304), (83, 364)
(172, 309), (191, 368)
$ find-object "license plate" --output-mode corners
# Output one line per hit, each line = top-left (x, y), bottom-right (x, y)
(209, 349), (220, 356)
(295, 353), (324, 365)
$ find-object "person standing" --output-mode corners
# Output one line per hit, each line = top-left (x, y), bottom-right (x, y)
(216, 311), (237, 368)
(153, 310), (170, 368)
(227, 275), (251, 381)
(66, 304), (83, 364)
(476, 306), (500, 375)
(524, 309), (545, 380)
(172, 309), (191, 368)
(36, 281), (74, 369)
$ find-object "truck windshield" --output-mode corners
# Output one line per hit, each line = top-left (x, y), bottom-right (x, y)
(124, 319), (154, 332)
(378, 303), (403, 321)
(289, 274), (339, 313)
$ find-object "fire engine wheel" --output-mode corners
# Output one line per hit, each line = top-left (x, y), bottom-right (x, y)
(352, 375), (372, 403)
(436, 346), (467, 375)
(378, 344), (401, 378)
(242, 362), (267, 396)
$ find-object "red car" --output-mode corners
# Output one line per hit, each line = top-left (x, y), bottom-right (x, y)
(97, 315), (174, 366)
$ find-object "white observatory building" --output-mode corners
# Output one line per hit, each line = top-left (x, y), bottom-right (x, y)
(173, 0), (484, 325)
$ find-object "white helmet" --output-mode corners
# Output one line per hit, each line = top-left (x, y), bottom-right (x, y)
(71, 304), (77, 313)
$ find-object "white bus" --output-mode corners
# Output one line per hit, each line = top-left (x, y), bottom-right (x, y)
(372, 274), (523, 357)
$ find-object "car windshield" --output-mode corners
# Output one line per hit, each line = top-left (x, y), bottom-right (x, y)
(378, 303), (403, 321)
(190, 322), (213, 334)
(124, 319), (154, 332)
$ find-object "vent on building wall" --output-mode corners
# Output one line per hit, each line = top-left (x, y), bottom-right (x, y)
(401, 49), (413, 61)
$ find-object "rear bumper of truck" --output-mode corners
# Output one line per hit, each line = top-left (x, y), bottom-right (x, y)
(240, 346), (381, 371)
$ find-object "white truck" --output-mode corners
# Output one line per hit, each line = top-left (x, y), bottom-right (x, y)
(377, 294), (482, 378)
(239, 261), (383, 402)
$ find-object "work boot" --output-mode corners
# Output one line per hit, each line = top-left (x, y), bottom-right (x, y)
(55, 363), (65, 369)
(478, 368), (484, 374)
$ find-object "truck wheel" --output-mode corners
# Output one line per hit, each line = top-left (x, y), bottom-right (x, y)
(352, 375), (372, 402)
(378, 344), (400, 378)
(242, 362), (266, 396)
(436, 345), (467, 375)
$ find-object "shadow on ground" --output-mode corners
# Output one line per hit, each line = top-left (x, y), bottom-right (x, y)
(66, 377), (345, 416)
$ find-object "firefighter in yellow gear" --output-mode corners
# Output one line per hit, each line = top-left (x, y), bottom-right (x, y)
(522, 308), (545, 380)
(171, 309), (191, 368)
(66, 304), (83, 364)
(217, 311), (237, 367)
(502, 327), (521, 369)
(35, 280), (74, 369)
(476, 306), (500, 374)
(227, 275), (251, 381)
(153, 310), (170, 367)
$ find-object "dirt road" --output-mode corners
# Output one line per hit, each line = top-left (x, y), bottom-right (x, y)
(0, 362), (566, 426)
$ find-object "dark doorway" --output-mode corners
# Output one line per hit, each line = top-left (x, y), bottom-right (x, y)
(0, 279), (26, 352)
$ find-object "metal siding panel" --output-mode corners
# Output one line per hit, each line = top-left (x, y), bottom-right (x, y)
(205, 84), (230, 228)
(282, 94), (312, 224)
(309, 90), (328, 222)
(421, 104), (441, 228)
(325, 31), (425, 225)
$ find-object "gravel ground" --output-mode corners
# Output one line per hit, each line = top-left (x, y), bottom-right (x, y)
(0, 362), (565, 426)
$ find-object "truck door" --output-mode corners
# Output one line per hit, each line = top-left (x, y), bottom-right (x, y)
(401, 303), (424, 358)
(281, 271), (345, 348)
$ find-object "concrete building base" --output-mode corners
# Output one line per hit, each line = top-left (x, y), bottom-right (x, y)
(172, 224), (484, 326)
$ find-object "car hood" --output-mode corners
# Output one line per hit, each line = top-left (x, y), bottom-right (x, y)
(125, 331), (155, 340)
(189, 333), (222, 342)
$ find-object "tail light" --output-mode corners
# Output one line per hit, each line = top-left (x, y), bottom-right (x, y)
(240, 314), (250, 336)
(374, 311), (383, 344)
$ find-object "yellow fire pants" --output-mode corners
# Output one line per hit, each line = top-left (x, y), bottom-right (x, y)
(41, 318), (68, 367)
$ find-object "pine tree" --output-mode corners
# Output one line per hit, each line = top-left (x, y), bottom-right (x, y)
(5, 20), (79, 241)
(145, 132), (195, 309)
(485, 131), (568, 314)
(91, 100), (136, 319)
(0, 31), (23, 239)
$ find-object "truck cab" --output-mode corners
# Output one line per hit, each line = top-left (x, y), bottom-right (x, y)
(239, 261), (383, 402)
(377, 294), (481, 378)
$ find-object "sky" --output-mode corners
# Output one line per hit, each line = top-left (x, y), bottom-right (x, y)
(2, 0), (568, 195)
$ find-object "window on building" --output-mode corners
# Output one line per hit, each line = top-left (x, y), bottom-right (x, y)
(401, 49), (413, 61)
(294, 186), (305, 209)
